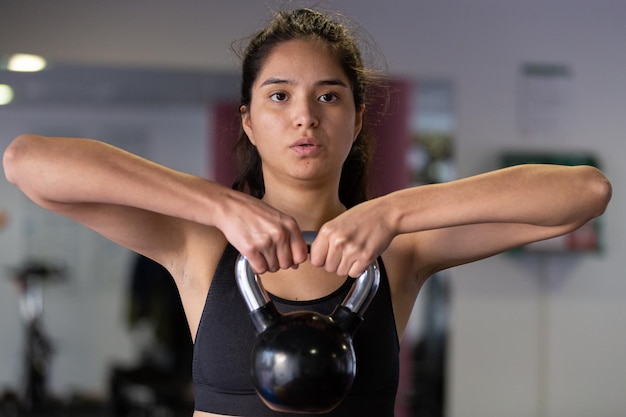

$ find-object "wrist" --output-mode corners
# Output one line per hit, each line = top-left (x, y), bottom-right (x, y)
(374, 193), (404, 236)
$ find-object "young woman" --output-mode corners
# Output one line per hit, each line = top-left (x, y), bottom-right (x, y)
(2, 8), (611, 417)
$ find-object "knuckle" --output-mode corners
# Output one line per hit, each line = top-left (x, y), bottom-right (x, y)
(256, 233), (273, 249)
(317, 226), (334, 240)
(239, 240), (256, 258)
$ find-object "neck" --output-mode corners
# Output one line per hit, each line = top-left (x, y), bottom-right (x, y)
(262, 185), (346, 231)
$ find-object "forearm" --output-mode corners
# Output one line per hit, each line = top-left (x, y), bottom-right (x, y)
(3, 134), (231, 226)
(4, 135), (307, 273)
(386, 164), (612, 235)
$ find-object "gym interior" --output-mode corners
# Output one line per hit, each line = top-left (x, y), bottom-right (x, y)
(0, 1), (624, 416)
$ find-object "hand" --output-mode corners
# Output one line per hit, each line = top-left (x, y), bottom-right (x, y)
(310, 199), (396, 277)
(216, 192), (308, 274)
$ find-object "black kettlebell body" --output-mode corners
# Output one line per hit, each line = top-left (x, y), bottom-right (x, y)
(235, 232), (380, 414)
(251, 309), (355, 413)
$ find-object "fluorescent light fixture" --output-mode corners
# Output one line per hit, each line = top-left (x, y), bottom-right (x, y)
(0, 84), (14, 105)
(7, 53), (47, 72)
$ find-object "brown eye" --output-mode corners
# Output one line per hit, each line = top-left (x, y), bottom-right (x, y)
(270, 92), (288, 102)
(319, 93), (338, 103)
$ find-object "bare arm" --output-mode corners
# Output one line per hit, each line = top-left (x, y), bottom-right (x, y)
(311, 164), (612, 278)
(3, 135), (307, 272)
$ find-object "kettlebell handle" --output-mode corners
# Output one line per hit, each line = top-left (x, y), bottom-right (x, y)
(235, 231), (380, 332)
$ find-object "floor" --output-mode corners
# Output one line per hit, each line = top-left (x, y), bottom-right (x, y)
(0, 396), (193, 417)
(0, 405), (193, 417)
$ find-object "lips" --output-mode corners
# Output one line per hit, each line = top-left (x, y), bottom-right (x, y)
(290, 138), (322, 156)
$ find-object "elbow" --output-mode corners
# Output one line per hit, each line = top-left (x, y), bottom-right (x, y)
(590, 167), (612, 217)
(3, 134), (42, 186)
(3, 135), (27, 185)
(3, 135), (63, 211)
(579, 165), (612, 220)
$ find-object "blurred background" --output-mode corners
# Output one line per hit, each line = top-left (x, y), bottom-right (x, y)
(0, 1), (624, 416)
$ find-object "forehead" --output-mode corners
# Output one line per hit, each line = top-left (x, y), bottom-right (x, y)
(255, 39), (349, 86)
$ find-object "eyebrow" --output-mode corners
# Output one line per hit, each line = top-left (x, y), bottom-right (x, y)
(259, 77), (349, 88)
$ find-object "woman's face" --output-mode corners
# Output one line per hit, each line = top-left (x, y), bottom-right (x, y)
(241, 39), (364, 190)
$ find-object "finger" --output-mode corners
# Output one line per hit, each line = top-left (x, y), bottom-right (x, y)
(259, 242), (282, 273)
(255, 223), (294, 272)
(269, 222), (306, 270)
(244, 251), (270, 275)
(274, 234), (296, 270)
(309, 234), (329, 268)
(240, 232), (278, 274)
(275, 246), (293, 270)
(335, 257), (353, 277)
(347, 261), (368, 278)
(290, 232), (308, 267)
(323, 235), (352, 274)
(336, 240), (376, 277)
(323, 246), (343, 274)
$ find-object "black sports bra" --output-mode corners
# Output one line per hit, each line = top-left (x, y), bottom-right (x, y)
(192, 244), (399, 416)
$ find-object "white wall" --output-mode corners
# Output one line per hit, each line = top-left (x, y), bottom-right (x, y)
(0, 105), (210, 396)
(342, 3), (626, 416)
(2, 1), (625, 416)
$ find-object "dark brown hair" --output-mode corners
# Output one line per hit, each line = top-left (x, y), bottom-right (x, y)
(232, 8), (383, 208)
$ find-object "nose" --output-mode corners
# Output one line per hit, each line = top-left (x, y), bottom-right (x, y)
(293, 98), (319, 128)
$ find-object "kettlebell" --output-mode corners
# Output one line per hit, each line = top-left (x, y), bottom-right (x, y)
(235, 231), (380, 413)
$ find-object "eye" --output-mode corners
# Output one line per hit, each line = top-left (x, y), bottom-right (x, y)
(319, 92), (339, 103)
(270, 92), (288, 102)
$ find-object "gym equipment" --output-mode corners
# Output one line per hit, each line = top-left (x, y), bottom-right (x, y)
(8, 259), (65, 412)
(235, 231), (380, 413)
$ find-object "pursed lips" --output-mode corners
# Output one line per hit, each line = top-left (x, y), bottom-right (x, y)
(290, 138), (322, 156)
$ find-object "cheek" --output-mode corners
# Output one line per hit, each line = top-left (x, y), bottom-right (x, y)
(244, 108), (274, 144)
(248, 114), (283, 156)
(254, 112), (278, 130)
(249, 103), (277, 128)
(338, 120), (359, 151)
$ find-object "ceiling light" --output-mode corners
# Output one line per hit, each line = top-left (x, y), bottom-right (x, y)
(7, 54), (47, 72)
(0, 84), (14, 105)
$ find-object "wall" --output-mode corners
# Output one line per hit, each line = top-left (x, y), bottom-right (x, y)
(343, 2), (625, 416)
(384, 4), (625, 417)
(2, 1), (625, 416)
(0, 105), (209, 396)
